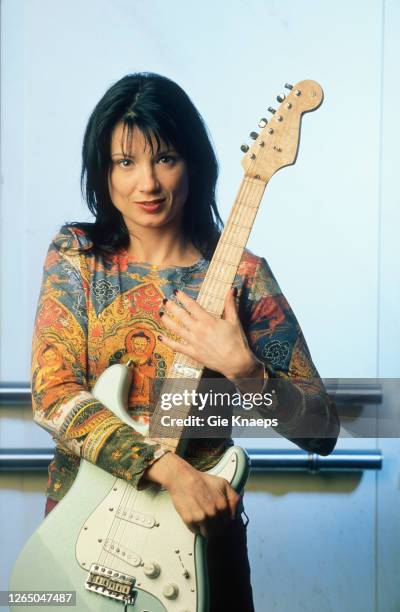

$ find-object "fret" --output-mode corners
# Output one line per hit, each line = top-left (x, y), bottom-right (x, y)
(230, 221), (252, 230)
(203, 274), (232, 284)
(233, 202), (258, 211)
(212, 257), (238, 267)
(219, 240), (244, 249)
(199, 291), (224, 301)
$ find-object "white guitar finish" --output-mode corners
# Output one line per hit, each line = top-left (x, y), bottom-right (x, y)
(92, 362), (149, 437)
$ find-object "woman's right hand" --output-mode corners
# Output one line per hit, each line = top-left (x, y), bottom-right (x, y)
(144, 452), (240, 538)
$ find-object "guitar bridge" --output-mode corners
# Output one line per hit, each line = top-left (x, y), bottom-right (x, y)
(85, 563), (137, 605)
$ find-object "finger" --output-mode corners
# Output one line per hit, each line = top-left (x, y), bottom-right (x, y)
(163, 298), (194, 330)
(174, 289), (209, 321)
(187, 515), (206, 537)
(225, 485), (240, 520)
(187, 523), (200, 536)
(157, 333), (197, 360)
(161, 312), (193, 342)
(222, 288), (239, 323)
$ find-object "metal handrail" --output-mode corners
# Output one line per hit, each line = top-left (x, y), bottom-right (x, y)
(0, 448), (382, 473)
(249, 448), (382, 471)
(0, 381), (383, 405)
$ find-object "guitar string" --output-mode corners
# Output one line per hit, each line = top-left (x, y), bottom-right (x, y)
(199, 177), (249, 318)
(97, 477), (136, 568)
(204, 177), (257, 317)
(115, 457), (155, 572)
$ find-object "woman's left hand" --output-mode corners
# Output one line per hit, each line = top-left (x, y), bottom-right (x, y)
(158, 288), (263, 382)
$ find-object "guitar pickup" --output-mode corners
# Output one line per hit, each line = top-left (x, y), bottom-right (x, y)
(116, 507), (156, 528)
(85, 563), (137, 605)
(103, 538), (142, 567)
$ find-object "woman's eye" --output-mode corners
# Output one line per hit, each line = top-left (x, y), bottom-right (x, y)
(117, 159), (133, 168)
(157, 155), (175, 164)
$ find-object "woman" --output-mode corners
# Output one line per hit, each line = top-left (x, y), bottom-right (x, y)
(32, 72), (340, 611)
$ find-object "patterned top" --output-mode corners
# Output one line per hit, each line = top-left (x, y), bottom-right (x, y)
(31, 225), (338, 502)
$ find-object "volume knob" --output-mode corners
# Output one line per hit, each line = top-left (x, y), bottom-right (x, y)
(143, 562), (161, 578)
(163, 583), (179, 599)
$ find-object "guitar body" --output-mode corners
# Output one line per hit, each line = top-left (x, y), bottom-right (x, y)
(10, 365), (251, 612)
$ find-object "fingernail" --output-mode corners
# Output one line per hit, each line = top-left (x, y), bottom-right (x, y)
(233, 287), (238, 297)
(162, 297), (168, 304)
(157, 335), (163, 341)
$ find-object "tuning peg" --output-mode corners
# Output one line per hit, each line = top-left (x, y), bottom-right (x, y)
(277, 93), (286, 103)
(249, 131), (259, 139)
(240, 144), (249, 152)
(284, 83), (293, 90)
(268, 107), (276, 114)
(258, 118), (268, 128)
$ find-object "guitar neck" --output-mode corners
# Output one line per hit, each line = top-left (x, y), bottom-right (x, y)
(150, 176), (268, 452)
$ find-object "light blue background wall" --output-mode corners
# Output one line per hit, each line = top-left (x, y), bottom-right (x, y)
(1, 1), (399, 611)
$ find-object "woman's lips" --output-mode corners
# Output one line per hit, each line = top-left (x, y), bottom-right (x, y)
(136, 199), (165, 213)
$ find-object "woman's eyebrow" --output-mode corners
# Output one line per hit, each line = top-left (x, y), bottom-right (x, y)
(111, 148), (177, 158)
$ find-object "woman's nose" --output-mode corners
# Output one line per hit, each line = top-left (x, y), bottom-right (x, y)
(137, 163), (160, 193)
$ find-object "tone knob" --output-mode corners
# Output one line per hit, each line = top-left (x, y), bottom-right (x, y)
(143, 562), (161, 578)
(163, 583), (179, 599)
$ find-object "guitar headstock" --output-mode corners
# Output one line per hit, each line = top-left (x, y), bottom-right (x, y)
(241, 80), (323, 182)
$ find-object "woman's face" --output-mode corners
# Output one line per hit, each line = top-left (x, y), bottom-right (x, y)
(108, 122), (189, 233)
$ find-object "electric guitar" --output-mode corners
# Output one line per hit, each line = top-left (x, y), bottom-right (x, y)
(10, 80), (323, 611)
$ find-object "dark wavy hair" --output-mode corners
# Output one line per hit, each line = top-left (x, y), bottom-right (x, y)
(70, 72), (223, 258)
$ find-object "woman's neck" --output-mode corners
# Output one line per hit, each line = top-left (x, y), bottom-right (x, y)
(126, 226), (202, 267)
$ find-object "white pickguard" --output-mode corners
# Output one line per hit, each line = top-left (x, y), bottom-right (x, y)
(75, 449), (239, 610)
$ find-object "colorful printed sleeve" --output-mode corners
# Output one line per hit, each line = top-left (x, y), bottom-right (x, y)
(244, 256), (340, 455)
(31, 227), (163, 487)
